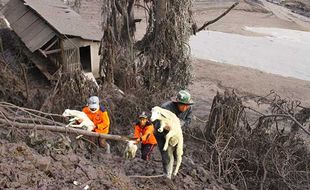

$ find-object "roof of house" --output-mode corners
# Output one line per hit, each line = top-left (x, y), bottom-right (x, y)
(3, 0), (102, 52)
(24, 0), (102, 41)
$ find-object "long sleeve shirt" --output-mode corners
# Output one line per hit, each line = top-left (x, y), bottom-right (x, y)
(134, 122), (157, 145)
(82, 107), (110, 134)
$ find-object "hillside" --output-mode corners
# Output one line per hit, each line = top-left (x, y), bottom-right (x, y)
(0, 0), (310, 189)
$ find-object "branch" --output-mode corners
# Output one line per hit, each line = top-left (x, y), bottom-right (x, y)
(0, 118), (130, 141)
(127, 174), (165, 178)
(196, 2), (239, 33)
(134, 3), (149, 12)
(127, 0), (135, 14)
(260, 147), (272, 190)
(115, 0), (124, 15)
(184, 132), (209, 144)
(259, 114), (310, 136)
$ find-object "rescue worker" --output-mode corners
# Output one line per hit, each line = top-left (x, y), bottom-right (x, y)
(82, 96), (111, 153)
(133, 112), (157, 160)
(154, 90), (194, 174)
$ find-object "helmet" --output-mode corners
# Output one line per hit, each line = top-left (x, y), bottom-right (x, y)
(172, 90), (194, 105)
(88, 96), (99, 112)
(138, 111), (148, 119)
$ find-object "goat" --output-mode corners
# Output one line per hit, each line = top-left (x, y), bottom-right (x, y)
(62, 109), (95, 131)
(124, 140), (138, 159)
(150, 106), (183, 179)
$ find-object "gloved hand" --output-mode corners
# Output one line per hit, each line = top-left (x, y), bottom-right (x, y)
(136, 137), (142, 144)
(92, 126), (98, 132)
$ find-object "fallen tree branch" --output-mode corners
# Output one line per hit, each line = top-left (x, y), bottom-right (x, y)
(0, 118), (130, 141)
(0, 102), (63, 119)
(196, 2), (239, 33)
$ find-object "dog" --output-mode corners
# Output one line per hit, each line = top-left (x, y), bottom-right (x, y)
(62, 109), (95, 131)
(124, 140), (138, 159)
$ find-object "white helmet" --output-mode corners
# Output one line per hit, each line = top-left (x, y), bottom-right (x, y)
(88, 96), (99, 112)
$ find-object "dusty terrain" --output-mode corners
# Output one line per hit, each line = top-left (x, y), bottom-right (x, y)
(188, 0), (310, 119)
(0, 0), (310, 189)
(267, 0), (310, 17)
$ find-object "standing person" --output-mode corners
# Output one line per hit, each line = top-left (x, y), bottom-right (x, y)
(133, 112), (157, 160)
(82, 96), (111, 153)
(154, 90), (194, 174)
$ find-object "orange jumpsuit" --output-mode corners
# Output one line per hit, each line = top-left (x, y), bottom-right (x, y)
(134, 121), (157, 160)
(134, 122), (157, 145)
(82, 107), (110, 134)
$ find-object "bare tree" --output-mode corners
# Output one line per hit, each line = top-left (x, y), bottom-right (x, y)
(98, 0), (193, 92)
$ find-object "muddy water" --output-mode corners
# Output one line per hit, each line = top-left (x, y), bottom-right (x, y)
(190, 27), (310, 81)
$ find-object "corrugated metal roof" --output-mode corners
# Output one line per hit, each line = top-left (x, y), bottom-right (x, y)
(23, 0), (103, 41)
(3, 0), (56, 52)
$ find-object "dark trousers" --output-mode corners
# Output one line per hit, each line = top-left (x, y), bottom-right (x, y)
(153, 119), (172, 173)
(154, 131), (169, 174)
(141, 144), (156, 161)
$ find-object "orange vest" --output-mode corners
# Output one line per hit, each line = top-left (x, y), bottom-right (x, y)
(134, 122), (157, 145)
(82, 107), (110, 134)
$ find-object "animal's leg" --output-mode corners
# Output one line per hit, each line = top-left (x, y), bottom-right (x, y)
(173, 141), (183, 176)
(173, 153), (182, 176)
(70, 123), (83, 128)
(169, 136), (178, 147)
(158, 121), (165, 133)
(69, 117), (78, 122)
(166, 146), (174, 179)
(66, 120), (76, 127)
(123, 149), (128, 159)
(163, 132), (173, 151)
(132, 148), (136, 158)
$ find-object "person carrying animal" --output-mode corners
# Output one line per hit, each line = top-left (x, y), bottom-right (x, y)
(82, 96), (111, 153)
(150, 106), (183, 178)
(154, 90), (194, 174)
(133, 112), (157, 160)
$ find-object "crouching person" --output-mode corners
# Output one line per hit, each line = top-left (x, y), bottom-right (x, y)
(133, 112), (157, 160)
(82, 96), (111, 153)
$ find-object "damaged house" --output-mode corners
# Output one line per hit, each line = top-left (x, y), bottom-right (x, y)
(2, 0), (103, 80)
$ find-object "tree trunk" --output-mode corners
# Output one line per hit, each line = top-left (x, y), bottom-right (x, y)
(99, 0), (136, 91)
(99, 0), (193, 92)
(0, 118), (129, 141)
(205, 91), (243, 142)
(135, 0), (193, 90)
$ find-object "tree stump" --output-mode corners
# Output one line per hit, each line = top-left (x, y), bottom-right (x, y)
(204, 91), (243, 143)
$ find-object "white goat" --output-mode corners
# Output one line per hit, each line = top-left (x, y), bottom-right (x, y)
(62, 109), (95, 131)
(150, 106), (184, 179)
(124, 140), (138, 159)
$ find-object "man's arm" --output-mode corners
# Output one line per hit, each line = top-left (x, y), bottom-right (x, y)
(182, 107), (193, 129)
(140, 125), (153, 141)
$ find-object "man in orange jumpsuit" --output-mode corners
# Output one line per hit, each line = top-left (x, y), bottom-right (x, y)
(82, 96), (110, 153)
(134, 112), (157, 160)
